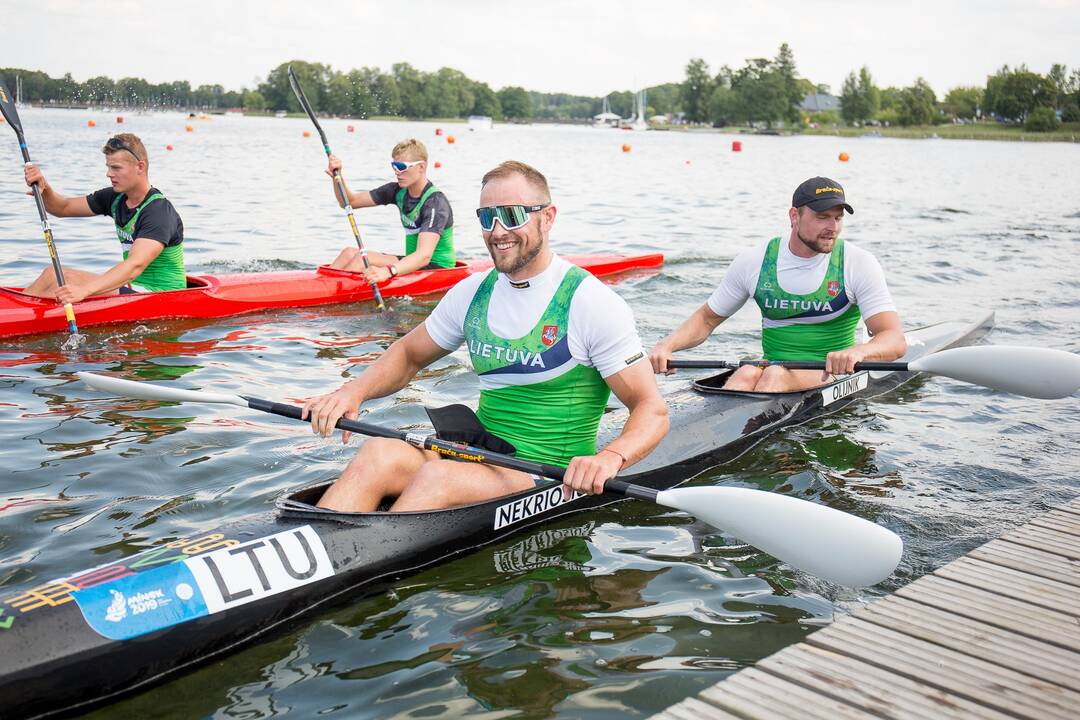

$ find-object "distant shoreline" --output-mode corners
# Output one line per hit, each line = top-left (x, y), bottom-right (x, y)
(680, 123), (1080, 144)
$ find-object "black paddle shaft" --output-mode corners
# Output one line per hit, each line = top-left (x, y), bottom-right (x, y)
(242, 396), (659, 501)
(668, 359), (910, 371)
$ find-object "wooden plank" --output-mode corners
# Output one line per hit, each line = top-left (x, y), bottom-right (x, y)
(692, 679), (806, 720)
(856, 594), (1080, 689)
(896, 575), (1080, 651)
(703, 667), (872, 720)
(758, 642), (1016, 720)
(935, 556), (1080, 614)
(969, 540), (1080, 588)
(651, 696), (746, 720)
(1000, 524), (1080, 560)
(1059, 496), (1080, 516)
(808, 617), (1080, 720)
(1030, 509), (1080, 537)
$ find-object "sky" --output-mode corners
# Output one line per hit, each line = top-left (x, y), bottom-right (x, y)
(8, 0), (1079, 98)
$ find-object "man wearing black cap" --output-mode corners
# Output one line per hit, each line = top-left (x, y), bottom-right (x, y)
(649, 177), (905, 392)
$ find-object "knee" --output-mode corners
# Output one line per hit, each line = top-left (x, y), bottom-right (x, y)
(723, 366), (760, 391)
(754, 368), (788, 393)
(402, 462), (452, 502)
(347, 438), (405, 474)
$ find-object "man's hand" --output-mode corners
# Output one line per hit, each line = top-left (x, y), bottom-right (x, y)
(302, 382), (365, 442)
(648, 341), (676, 375)
(823, 345), (870, 379)
(55, 282), (91, 305)
(562, 449), (624, 496)
(362, 266), (392, 285)
(24, 163), (50, 195)
(325, 154), (344, 178)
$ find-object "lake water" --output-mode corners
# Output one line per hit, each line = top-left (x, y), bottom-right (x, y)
(1, 109), (1078, 718)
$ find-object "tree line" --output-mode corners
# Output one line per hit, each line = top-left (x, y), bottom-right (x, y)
(4, 52), (1077, 130)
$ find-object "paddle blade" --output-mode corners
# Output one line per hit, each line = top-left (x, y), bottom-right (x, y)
(0, 79), (22, 133)
(78, 372), (248, 407)
(909, 345), (1080, 399)
(655, 486), (903, 586)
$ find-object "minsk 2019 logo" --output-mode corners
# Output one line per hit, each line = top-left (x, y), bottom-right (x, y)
(827, 280), (840, 298)
(541, 325), (558, 346)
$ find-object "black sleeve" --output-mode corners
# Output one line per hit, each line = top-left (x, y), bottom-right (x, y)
(368, 182), (400, 206)
(86, 187), (119, 217)
(132, 200), (182, 247)
(418, 192), (453, 235)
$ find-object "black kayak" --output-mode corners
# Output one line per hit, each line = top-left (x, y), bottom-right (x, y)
(0, 313), (994, 718)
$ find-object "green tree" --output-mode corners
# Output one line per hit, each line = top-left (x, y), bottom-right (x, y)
(324, 72), (353, 115)
(681, 58), (712, 124)
(470, 82), (502, 119)
(942, 86), (982, 120)
(1024, 106), (1060, 131)
(773, 42), (803, 124)
(242, 90), (266, 112)
(897, 77), (937, 126)
(731, 58), (787, 127)
(497, 86), (532, 120)
(984, 66), (1055, 122)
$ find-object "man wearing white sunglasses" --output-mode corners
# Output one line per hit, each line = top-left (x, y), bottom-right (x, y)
(325, 138), (455, 282)
(304, 160), (669, 512)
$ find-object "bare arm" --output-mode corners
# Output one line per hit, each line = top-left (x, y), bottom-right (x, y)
(24, 164), (93, 217)
(302, 322), (451, 441)
(562, 361), (670, 495)
(54, 238), (164, 304)
(325, 154), (376, 209)
(824, 311), (906, 375)
(648, 303), (727, 374)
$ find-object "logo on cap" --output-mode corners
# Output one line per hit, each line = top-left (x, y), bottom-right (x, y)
(816, 186), (844, 195)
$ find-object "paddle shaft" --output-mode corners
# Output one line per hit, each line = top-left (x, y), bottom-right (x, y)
(0, 80), (79, 335)
(668, 359), (908, 371)
(287, 67), (385, 311)
(242, 396), (655, 501)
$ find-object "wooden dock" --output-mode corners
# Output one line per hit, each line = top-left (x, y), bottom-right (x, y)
(651, 496), (1080, 720)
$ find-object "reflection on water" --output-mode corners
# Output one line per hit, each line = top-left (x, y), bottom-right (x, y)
(3, 110), (1079, 718)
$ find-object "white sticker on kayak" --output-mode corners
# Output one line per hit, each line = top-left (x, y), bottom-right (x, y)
(494, 486), (584, 530)
(185, 525), (334, 614)
(821, 371), (869, 406)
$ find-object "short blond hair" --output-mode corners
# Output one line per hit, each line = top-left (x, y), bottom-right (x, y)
(103, 133), (149, 168)
(391, 138), (427, 162)
(481, 160), (551, 203)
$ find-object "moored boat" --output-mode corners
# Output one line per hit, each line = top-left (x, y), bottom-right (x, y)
(0, 253), (663, 339)
(0, 313), (994, 718)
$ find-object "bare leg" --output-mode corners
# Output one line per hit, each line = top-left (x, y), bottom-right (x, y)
(722, 365), (764, 391)
(391, 460), (537, 512)
(23, 267), (112, 298)
(753, 367), (832, 393)
(317, 437), (436, 512)
(329, 247), (398, 272)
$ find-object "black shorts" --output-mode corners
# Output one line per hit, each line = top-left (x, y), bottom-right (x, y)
(395, 255), (450, 271)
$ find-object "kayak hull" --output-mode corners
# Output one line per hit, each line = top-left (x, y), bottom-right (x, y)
(0, 313), (994, 718)
(0, 254), (664, 338)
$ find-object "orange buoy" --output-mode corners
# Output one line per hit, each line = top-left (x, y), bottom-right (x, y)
(434, 161), (442, 169)
(303, 130), (311, 138)
(435, 128), (443, 136)
(346, 125), (355, 133)
(838, 152), (850, 162)
(166, 144), (174, 151)
(87, 119), (97, 128)
(621, 143), (631, 153)
(732, 141), (742, 152)
(447, 135), (455, 144)
(116, 116), (124, 124)
(185, 124), (194, 132)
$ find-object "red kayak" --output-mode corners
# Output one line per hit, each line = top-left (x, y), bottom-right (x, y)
(0, 254), (663, 338)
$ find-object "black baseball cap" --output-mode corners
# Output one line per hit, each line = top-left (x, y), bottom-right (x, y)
(792, 177), (854, 214)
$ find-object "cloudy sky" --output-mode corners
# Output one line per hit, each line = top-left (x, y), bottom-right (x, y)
(11, 0), (1079, 97)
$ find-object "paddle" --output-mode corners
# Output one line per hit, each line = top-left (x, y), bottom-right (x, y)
(77, 371), (904, 587)
(668, 345), (1080, 400)
(0, 79), (84, 349)
(287, 65), (385, 311)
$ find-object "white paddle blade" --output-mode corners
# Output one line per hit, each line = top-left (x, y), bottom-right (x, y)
(78, 372), (249, 407)
(655, 486), (902, 586)
(909, 345), (1080, 399)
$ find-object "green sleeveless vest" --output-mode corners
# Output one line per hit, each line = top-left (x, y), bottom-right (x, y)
(111, 192), (185, 292)
(396, 185), (455, 269)
(465, 267), (610, 466)
(753, 236), (861, 361)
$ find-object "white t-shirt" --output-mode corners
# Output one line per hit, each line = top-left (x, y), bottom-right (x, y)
(707, 237), (896, 320)
(426, 254), (646, 379)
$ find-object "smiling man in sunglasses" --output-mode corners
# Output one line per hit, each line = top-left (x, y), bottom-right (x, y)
(325, 138), (455, 282)
(649, 177), (905, 392)
(303, 160), (668, 513)
(21, 133), (185, 303)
